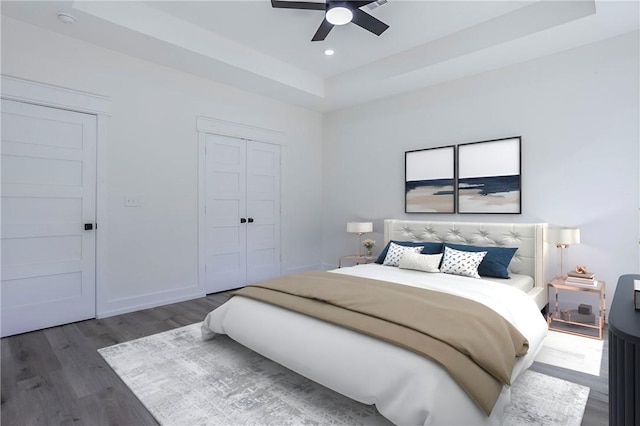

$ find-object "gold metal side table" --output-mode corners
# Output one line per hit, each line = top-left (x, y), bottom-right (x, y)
(338, 255), (376, 268)
(547, 277), (606, 339)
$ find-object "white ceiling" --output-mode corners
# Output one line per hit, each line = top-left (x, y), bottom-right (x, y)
(2, 1), (638, 112)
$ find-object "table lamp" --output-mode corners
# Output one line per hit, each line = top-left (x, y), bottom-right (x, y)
(347, 221), (373, 257)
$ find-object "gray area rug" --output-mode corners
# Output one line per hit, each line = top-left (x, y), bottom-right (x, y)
(98, 323), (589, 426)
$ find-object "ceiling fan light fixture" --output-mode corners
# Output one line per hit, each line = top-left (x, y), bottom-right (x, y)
(326, 6), (352, 25)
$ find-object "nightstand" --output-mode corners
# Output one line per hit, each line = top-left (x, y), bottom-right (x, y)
(547, 277), (606, 339)
(338, 255), (376, 268)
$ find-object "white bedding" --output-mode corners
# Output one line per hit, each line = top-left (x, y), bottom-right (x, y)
(202, 264), (548, 426)
(482, 273), (534, 293)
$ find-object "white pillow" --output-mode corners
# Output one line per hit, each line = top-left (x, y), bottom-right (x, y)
(398, 251), (443, 273)
(383, 242), (424, 267)
(440, 246), (487, 278)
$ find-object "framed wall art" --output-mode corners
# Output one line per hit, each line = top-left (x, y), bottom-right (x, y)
(405, 145), (456, 213)
(457, 136), (521, 214)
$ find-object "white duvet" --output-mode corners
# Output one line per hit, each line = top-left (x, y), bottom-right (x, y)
(201, 264), (548, 426)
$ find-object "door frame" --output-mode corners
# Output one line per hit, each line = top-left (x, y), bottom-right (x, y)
(196, 116), (285, 294)
(1, 75), (111, 318)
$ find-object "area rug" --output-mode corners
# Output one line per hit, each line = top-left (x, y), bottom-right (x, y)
(98, 323), (589, 426)
(534, 330), (604, 376)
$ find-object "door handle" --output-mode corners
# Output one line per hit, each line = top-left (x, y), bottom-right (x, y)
(248, 218), (254, 223)
(240, 218), (247, 223)
(84, 223), (94, 231)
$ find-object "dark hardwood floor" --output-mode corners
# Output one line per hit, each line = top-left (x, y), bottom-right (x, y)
(2, 294), (608, 425)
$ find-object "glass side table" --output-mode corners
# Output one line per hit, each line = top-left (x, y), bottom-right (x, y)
(338, 255), (376, 268)
(547, 277), (606, 340)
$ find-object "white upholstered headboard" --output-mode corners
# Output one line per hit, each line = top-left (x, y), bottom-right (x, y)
(384, 219), (548, 310)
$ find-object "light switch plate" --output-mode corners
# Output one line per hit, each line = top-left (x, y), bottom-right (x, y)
(124, 196), (141, 207)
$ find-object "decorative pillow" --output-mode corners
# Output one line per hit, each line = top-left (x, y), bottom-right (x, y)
(398, 251), (443, 273)
(382, 242), (424, 267)
(439, 247), (487, 279)
(375, 240), (443, 264)
(443, 243), (517, 279)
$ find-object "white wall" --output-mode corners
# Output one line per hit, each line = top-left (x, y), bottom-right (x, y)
(1, 17), (324, 316)
(323, 32), (640, 312)
(3, 16), (637, 319)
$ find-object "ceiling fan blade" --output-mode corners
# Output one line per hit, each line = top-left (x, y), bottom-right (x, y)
(311, 18), (334, 41)
(351, 8), (389, 36)
(349, 1), (376, 8)
(271, 0), (326, 10)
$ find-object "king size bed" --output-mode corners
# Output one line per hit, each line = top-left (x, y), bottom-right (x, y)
(201, 220), (550, 425)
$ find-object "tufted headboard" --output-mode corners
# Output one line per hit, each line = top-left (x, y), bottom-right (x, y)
(384, 219), (548, 310)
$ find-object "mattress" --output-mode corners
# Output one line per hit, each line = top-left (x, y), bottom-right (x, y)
(481, 273), (534, 293)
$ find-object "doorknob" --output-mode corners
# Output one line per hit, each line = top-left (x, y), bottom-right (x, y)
(248, 218), (254, 223)
(84, 223), (94, 230)
(240, 218), (247, 223)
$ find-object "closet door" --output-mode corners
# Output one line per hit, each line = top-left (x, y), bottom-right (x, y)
(1, 99), (97, 337)
(246, 141), (281, 284)
(204, 136), (281, 293)
(205, 134), (247, 292)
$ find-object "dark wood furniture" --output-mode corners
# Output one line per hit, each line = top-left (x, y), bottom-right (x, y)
(608, 274), (640, 426)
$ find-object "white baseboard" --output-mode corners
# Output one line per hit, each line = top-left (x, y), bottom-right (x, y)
(97, 286), (205, 319)
(97, 266), (331, 319)
(282, 264), (324, 274)
(321, 263), (340, 271)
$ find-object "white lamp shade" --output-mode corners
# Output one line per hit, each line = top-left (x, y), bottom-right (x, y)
(347, 222), (373, 234)
(547, 227), (580, 245)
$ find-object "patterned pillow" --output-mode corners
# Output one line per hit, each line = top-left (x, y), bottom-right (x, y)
(382, 242), (424, 267)
(398, 251), (443, 273)
(375, 240), (443, 264)
(443, 243), (517, 279)
(440, 247), (487, 278)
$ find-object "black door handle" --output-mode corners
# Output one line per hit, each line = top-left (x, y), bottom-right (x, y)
(84, 223), (94, 230)
(248, 218), (254, 223)
(240, 218), (247, 223)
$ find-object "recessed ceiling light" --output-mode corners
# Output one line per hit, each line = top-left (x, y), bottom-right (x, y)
(324, 49), (335, 56)
(57, 12), (77, 25)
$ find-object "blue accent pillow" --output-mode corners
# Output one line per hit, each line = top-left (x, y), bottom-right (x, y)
(443, 243), (517, 279)
(375, 240), (443, 264)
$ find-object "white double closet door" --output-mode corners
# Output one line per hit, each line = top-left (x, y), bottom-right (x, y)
(1, 99), (97, 337)
(205, 134), (281, 293)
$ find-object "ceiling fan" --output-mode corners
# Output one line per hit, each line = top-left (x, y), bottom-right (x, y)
(271, 1), (389, 42)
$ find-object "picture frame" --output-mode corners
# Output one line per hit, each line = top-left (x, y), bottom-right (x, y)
(405, 145), (456, 213)
(457, 136), (521, 214)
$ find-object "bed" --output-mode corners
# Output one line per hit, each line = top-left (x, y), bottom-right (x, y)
(201, 220), (549, 425)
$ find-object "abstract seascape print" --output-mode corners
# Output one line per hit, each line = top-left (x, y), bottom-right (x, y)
(457, 137), (521, 214)
(405, 146), (455, 213)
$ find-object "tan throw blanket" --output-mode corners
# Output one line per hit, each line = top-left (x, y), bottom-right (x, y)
(232, 270), (529, 416)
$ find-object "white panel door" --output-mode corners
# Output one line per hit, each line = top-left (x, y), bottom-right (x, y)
(1, 99), (97, 337)
(205, 134), (247, 292)
(205, 135), (281, 293)
(246, 141), (281, 283)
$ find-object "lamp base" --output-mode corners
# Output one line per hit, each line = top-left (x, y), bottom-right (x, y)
(557, 244), (569, 279)
(354, 232), (365, 257)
